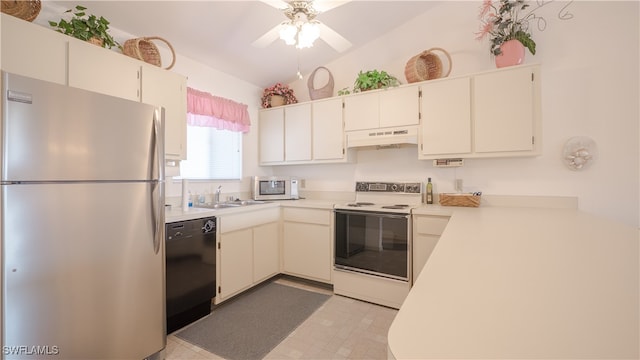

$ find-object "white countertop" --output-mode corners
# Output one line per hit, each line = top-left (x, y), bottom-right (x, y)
(388, 206), (639, 359)
(165, 201), (280, 223)
(165, 199), (338, 223)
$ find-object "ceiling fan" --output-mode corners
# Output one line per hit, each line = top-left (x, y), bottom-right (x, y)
(252, 0), (352, 52)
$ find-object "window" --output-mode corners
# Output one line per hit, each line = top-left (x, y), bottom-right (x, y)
(179, 125), (242, 180)
(180, 86), (250, 180)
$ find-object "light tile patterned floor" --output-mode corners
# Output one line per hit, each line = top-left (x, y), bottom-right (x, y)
(165, 277), (398, 360)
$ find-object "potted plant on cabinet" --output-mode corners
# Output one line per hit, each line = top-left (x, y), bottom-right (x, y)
(48, 5), (119, 49)
(338, 69), (400, 95)
(476, 0), (536, 67)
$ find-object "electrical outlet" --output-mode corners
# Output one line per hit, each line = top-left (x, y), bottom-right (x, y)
(300, 179), (306, 188)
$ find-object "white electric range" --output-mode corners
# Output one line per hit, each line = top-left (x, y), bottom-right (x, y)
(333, 181), (422, 309)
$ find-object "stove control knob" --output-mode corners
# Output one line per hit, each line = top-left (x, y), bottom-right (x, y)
(406, 184), (419, 193)
(391, 184), (398, 191)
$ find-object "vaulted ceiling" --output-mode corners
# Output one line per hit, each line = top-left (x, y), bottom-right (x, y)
(41, 1), (438, 88)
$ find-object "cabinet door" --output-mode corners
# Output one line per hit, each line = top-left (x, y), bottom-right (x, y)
(68, 40), (141, 102)
(258, 108), (285, 163)
(413, 234), (439, 282)
(343, 92), (378, 131)
(379, 85), (420, 128)
(283, 222), (331, 282)
(141, 66), (187, 160)
(1, 14), (67, 85)
(413, 215), (449, 282)
(219, 228), (253, 300)
(312, 98), (344, 161)
(253, 222), (280, 283)
(284, 103), (312, 161)
(473, 66), (535, 153)
(420, 77), (472, 156)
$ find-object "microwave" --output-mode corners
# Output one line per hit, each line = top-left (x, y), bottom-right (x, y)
(252, 176), (299, 200)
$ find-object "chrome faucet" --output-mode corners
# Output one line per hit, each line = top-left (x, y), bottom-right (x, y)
(215, 185), (222, 203)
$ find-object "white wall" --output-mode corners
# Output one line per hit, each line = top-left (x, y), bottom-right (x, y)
(279, 1), (639, 227)
(157, 48), (272, 201)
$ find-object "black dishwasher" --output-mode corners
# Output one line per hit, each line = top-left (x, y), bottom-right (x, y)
(165, 217), (216, 334)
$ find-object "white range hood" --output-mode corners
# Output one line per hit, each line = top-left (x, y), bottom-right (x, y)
(346, 126), (418, 149)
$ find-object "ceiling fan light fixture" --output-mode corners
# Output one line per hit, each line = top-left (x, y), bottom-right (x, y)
(279, 23), (298, 45)
(297, 21), (320, 48)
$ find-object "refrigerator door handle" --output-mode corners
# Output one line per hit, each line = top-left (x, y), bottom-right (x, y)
(152, 108), (165, 254)
(153, 181), (164, 254)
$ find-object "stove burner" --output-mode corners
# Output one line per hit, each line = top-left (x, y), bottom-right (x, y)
(347, 202), (375, 207)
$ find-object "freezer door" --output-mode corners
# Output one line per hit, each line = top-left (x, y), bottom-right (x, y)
(2, 182), (165, 359)
(2, 72), (162, 182)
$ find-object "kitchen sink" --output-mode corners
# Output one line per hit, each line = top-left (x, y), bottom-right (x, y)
(194, 200), (269, 209)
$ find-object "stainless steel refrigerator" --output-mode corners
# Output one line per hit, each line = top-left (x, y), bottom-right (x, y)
(1, 72), (166, 359)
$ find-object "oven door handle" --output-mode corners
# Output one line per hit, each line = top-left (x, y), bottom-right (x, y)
(334, 210), (410, 219)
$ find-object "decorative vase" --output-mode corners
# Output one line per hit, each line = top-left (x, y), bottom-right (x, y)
(495, 39), (525, 68)
(269, 95), (285, 107)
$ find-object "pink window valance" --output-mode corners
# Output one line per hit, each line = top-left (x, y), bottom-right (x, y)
(187, 87), (251, 133)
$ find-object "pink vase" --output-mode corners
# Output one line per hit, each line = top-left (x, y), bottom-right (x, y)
(495, 39), (525, 68)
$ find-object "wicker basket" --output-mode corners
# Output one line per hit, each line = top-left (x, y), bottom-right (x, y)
(404, 47), (452, 83)
(123, 36), (176, 70)
(308, 66), (334, 100)
(1, 0), (41, 22)
(439, 193), (481, 207)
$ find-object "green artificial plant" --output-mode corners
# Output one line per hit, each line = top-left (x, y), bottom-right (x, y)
(49, 5), (120, 49)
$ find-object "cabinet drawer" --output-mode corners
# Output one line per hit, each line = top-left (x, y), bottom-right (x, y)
(283, 207), (331, 225)
(414, 215), (450, 235)
(220, 207), (280, 233)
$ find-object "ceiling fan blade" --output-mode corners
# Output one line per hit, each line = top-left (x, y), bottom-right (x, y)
(318, 22), (352, 52)
(251, 24), (283, 48)
(259, 0), (290, 10)
(313, 0), (351, 13)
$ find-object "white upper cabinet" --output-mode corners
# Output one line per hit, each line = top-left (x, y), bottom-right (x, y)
(473, 65), (537, 154)
(344, 85), (420, 131)
(68, 40), (141, 102)
(258, 107), (285, 164)
(141, 66), (187, 160)
(418, 64), (541, 159)
(1, 14), (67, 85)
(343, 92), (378, 131)
(379, 85), (421, 128)
(284, 103), (312, 162)
(258, 97), (347, 165)
(419, 77), (472, 157)
(312, 97), (345, 161)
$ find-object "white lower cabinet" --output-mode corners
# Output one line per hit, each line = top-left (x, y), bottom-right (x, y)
(282, 207), (333, 283)
(253, 222), (280, 282)
(216, 207), (280, 303)
(412, 215), (449, 283)
(218, 228), (253, 301)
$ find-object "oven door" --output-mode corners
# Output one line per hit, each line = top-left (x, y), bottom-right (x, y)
(334, 210), (411, 281)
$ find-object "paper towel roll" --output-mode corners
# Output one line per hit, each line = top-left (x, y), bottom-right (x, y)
(182, 179), (189, 211)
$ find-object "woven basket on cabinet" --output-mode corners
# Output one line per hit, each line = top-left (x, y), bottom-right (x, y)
(123, 36), (176, 70)
(404, 47), (452, 83)
(1, 0), (41, 22)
